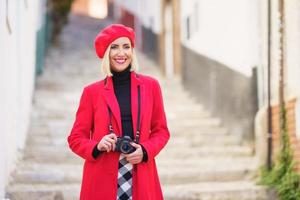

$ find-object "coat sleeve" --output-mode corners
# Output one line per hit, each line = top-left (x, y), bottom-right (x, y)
(67, 87), (98, 162)
(140, 79), (170, 161)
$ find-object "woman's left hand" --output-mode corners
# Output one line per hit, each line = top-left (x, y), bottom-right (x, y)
(124, 143), (143, 164)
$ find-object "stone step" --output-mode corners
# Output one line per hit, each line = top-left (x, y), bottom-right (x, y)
(23, 143), (253, 164)
(27, 119), (73, 136)
(12, 156), (257, 185)
(164, 97), (199, 104)
(166, 110), (212, 120)
(165, 101), (200, 107)
(156, 156), (257, 167)
(34, 91), (80, 102)
(27, 117), (226, 139)
(159, 145), (253, 158)
(162, 181), (276, 200)
(26, 130), (237, 149)
(6, 183), (80, 200)
(11, 164), (83, 185)
(167, 134), (241, 146)
(7, 178), (274, 200)
(34, 103), (76, 114)
(23, 146), (81, 164)
(26, 135), (68, 146)
(170, 127), (229, 136)
(168, 118), (222, 131)
(27, 124), (229, 138)
(26, 129), (232, 148)
(31, 110), (74, 121)
(157, 157), (257, 184)
(164, 104), (204, 113)
(168, 118), (221, 127)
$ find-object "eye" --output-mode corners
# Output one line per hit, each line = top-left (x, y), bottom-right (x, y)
(124, 45), (131, 49)
(110, 45), (118, 49)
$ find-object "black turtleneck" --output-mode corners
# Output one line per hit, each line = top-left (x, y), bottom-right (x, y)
(112, 66), (134, 139)
(92, 66), (148, 162)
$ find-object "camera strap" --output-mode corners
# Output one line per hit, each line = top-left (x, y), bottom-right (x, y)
(107, 85), (141, 143)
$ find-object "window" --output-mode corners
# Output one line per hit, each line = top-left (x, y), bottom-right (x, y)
(186, 16), (190, 40)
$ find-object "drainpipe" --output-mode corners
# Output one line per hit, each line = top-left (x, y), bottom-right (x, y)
(267, 0), (273, 171)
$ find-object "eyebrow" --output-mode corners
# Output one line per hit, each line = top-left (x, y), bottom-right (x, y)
(111, 43), (130, 46)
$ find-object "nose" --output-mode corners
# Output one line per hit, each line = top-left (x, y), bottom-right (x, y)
(117, 47), (126, 56)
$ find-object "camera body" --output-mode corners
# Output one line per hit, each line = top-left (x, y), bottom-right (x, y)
(115, 135), (136, 154)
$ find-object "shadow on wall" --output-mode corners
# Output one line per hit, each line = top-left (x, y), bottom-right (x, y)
(182, 45), (258, 142)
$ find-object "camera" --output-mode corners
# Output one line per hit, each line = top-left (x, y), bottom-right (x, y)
(115, 136), (136, 154)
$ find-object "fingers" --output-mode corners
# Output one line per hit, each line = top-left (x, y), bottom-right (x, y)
(126, 155), (141, 162)
(101, 142), (111, 152)
(103, 137), (115, 144)
(130, 142), (140, 148)
(127, 143), (141, 156)
(106, 134), (117, 151)
(126, 155), (142, 164)
(98, 140), (111, 152)
(98, 134), (117, 152)
(108, 134), (117, 150)
(124, 143), (143, 164)
(103, 140), (113, 152)
(108, 133), (117, 141)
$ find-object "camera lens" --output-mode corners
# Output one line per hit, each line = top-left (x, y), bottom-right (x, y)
(120, 142), (130, 153)
(122, 144), (129, 151)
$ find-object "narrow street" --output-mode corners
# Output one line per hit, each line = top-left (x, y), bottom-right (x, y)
(6, 14), (272, 200)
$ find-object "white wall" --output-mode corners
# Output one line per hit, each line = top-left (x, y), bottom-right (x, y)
(0, 0), (40, 198)
(113, 0), (162, 34)
(181, 0), (260, 77)
(285, 0), (300, 99)
(285, 0), (300, 141)
(258, 0), (300, 105)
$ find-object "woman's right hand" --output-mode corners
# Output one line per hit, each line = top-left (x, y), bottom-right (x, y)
(97, 133), (117, 152)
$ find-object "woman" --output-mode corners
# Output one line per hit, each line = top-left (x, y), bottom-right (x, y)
(68, 24), (170, 200)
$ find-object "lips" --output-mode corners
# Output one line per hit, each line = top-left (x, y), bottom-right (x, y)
(115, 58), (126, 64)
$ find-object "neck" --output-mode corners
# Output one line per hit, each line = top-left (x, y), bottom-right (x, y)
(111, 65), (131, 85)
(112, 65), (131, 75)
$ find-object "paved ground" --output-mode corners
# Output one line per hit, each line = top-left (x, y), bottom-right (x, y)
(6, 14), (276, 200)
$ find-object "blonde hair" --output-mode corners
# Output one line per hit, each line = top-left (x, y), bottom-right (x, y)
(101, 44), (139, 77)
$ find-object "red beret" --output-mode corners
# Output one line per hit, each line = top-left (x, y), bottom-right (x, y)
(94, 24), (135, 59)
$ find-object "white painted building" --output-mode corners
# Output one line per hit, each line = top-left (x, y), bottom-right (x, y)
(178, 0), (261, 140)
(181, 0), (260, 77)
(112, 0), (161, 35)
(284, 0), (300, 142)
(0, 0), (46, 198)
(259, 0), (300, 104)
(258, 0), (300, 138)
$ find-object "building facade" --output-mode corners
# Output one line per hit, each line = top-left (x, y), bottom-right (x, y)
(0, 0), (48, 198)
(108, 0), (260, 141)
(103, 0), (300, 171)
(180, 0), (260, 141)
(256, 0), (300, 172)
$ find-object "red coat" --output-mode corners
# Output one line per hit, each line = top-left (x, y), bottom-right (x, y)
(68, 72), (170, 200)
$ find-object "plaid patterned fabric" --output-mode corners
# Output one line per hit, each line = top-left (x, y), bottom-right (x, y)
(117, 154), (133, 200)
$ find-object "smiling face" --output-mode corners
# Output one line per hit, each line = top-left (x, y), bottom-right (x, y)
(109, 37), (133, 72)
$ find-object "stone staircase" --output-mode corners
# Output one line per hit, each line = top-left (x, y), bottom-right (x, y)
(5, 14), (273, 200)
(142, 56), (273, 200)
(156, 79), (270, 200)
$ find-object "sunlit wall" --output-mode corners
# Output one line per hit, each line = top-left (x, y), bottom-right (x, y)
(0, 0), (41, 198)
(72, 0), (108, 19)
(181, 0), (260, 77)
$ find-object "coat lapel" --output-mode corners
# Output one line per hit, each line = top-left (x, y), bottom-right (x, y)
(102, 76), (122, 135)
(102, 72), (144, 138)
